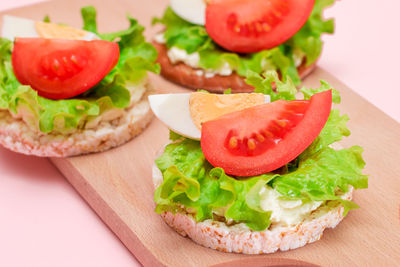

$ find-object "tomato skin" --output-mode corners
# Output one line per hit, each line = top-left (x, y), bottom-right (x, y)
(201, 90), (332, 177)
(205, 0), (315, 53)
(12, 38), (119, 99)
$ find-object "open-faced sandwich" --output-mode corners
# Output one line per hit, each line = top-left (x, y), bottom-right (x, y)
(0, 6), (160, 157)
(149, 71), (368, 254)
(153, 0), (334, 93)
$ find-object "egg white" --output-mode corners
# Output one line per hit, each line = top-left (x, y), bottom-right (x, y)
(1, 15), (98, 41)
(2, 15), (39, 40)
(149, 93), (201, 140)
(170, 0), (206, 25)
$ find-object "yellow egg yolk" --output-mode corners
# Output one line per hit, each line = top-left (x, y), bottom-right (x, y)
(189, 92), (265, 130)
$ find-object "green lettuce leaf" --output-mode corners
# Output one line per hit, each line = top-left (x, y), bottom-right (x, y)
(245, 71), (297, 101)
(154, 77), (368, 231)
(273, 145), (367, 216)
(303, 109), (350, 155)
(155, 133), (367, 230)
(154, 139), (274, 230)
(81, 6), (98, 33)
(289, 0), (335, 65)
(301, 80), (340, 103)
(153, 0), (334, 85)
(83, 6), (160, 86)
(0, 6), (159, 133)
(169, 130), (184, 141)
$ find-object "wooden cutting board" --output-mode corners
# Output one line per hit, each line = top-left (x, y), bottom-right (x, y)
(2, 0), (400, 266)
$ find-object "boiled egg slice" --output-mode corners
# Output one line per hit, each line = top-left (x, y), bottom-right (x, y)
(149, 92), (271, 140)
(1, 15), (98, 41)
(170, 0), (206, 25)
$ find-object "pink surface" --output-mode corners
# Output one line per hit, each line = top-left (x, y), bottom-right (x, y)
(0, 1), (398, 267)
(320, 0), (400, 123)
(0, 148), (139, 267)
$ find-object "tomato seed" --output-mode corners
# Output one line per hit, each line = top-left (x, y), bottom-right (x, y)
(247, 139), (256, 150)
(256, 133), (265, 142)
(229, 137), (238, 149)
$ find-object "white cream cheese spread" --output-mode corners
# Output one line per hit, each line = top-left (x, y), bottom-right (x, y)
(259, 186), (323, 226)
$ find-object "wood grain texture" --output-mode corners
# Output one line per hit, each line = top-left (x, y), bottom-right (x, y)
(2, 0), (400, 266)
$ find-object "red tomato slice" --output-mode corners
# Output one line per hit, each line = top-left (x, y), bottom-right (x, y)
(205, 0), (315, 53)
(12, 38), (119, 99)
(201, 90), (332, 176)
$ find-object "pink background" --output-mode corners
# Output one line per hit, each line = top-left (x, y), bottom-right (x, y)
(0, 0), (398, 266)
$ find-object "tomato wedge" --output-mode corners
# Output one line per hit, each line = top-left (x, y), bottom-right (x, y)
(201, 90), (332, 176)
(12, 38), (119, 99)
(205, 0), (314, 53)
